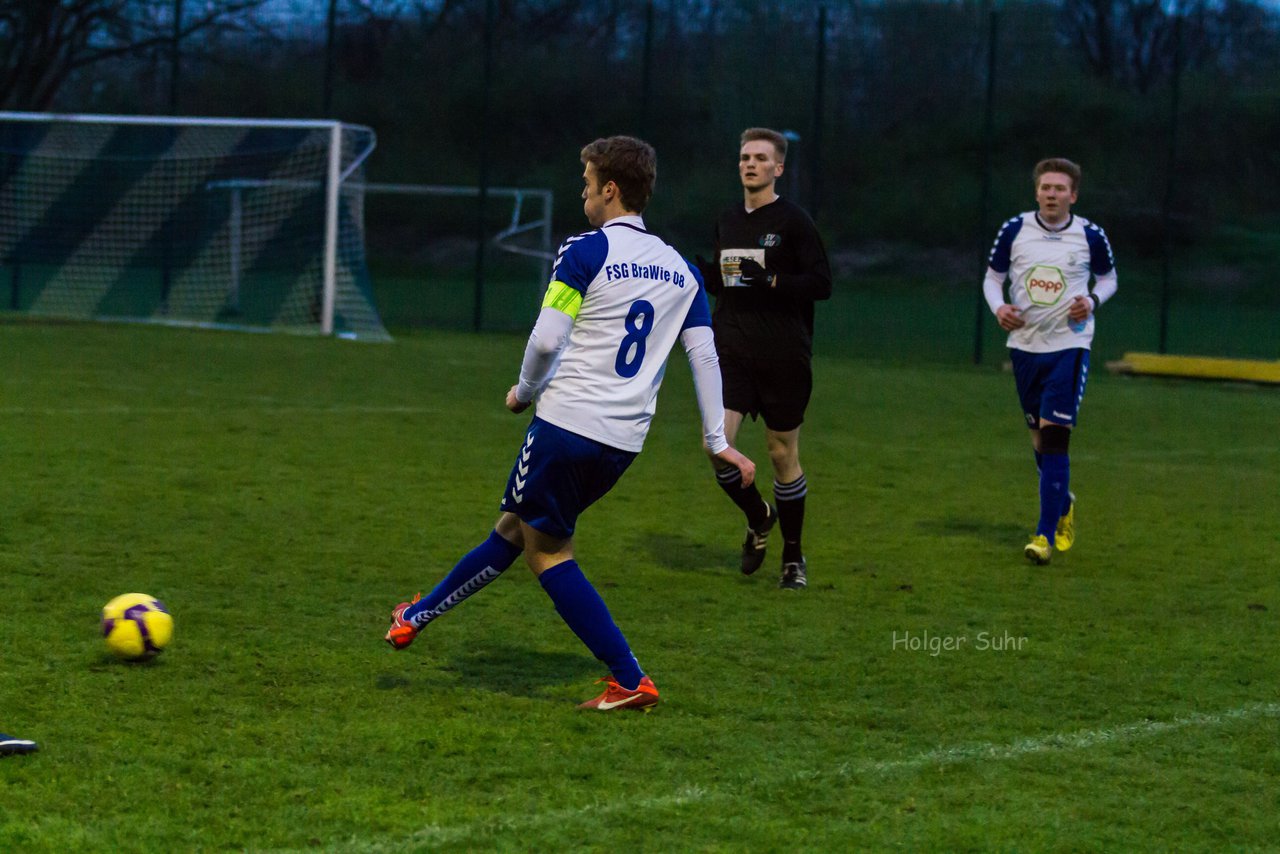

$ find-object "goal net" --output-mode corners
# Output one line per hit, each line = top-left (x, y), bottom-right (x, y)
(0, 112), (389, 341)
(362, 182), (555, 331)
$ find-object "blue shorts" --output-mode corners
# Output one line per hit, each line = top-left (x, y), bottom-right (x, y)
(1010, 348), (1090, 428)
(498, 417), (637, 539)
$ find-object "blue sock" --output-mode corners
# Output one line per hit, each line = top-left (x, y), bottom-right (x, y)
(1037, 453), (1069, 542)
(1036, 451), (1074, 516)
(405, 531), (522, 629)
(538, 560), (644, 691)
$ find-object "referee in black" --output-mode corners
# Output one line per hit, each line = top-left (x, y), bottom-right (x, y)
(698, 127), (832, 589)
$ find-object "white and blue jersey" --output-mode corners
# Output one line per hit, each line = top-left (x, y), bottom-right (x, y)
(987, 212), (1115, 353)
(534, 215), (710, 453)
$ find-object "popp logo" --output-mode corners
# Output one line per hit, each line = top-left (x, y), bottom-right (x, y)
(1024, 265), (1067, 306)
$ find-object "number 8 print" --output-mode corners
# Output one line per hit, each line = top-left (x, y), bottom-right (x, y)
(614, 299), (655, 378)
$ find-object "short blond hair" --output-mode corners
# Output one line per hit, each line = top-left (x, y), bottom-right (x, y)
(1034, 158), (1081, 192)
(740, 127), (787, 162)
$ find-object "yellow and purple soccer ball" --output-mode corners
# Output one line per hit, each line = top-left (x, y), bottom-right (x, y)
(101, 593), (173, 661)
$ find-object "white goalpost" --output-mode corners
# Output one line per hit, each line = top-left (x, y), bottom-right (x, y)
(0, 112), (389, 341)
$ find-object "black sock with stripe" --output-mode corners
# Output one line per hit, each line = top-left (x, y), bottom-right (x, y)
(716, 467), (770, 530)
(774, 474), (807, 564)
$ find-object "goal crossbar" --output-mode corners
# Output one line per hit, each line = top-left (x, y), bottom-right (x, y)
(0, 112), (352, 130)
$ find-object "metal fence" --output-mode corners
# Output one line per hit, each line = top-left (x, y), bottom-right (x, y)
(353, 2), (1278, 365)
(16, 0), (1280, 363)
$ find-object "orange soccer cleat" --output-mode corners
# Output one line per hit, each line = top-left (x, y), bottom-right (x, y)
(384, 593), (422, 650)
(577, 675), (660, 712)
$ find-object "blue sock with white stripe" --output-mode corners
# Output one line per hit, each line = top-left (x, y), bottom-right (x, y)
(539, 560), (643, 691)
(405, 531), (522, 629)
(1037, 454), (1069, 543)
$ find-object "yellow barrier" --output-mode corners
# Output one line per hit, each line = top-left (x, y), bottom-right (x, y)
(1107, 352), (1280, 384)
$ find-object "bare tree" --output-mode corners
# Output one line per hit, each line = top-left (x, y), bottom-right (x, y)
(0, 0), (269, 110)
(1058, 0), (1279, 92)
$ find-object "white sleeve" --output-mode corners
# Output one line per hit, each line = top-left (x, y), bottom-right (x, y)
(983, 268), (1008, 315)
(680, 326), (729, 455)
(1091, 270), (1118, 308)
(515, 307), (573, 402)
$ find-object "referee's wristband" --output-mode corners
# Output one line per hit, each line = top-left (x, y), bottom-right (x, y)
(1088, 293), (1100, 311)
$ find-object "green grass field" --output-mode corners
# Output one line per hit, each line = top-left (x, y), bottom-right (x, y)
(1, 320), (1277, 851)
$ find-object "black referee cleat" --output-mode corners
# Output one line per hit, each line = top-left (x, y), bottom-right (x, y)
(0, 733), (38, 756)
(779, 557), (808, 590)
(740, 503), (776, 575)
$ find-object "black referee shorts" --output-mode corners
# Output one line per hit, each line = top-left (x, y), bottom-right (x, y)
(720, 350), (812, 432)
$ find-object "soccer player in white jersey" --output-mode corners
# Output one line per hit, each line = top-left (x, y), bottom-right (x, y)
(984, 157), (1118, 565)
(384, 136), (755, 711)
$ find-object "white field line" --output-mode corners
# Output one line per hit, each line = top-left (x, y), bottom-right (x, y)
(321, 701), (1280, 853)
(848, 701), (1280, 777)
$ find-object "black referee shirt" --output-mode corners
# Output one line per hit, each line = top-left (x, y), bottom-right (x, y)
(711, 196), (833, 358)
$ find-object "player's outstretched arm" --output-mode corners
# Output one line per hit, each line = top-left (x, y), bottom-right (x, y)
(680, 325), (731, 450)
(681, 312), (757, 486)
(509, 306), (574, 412)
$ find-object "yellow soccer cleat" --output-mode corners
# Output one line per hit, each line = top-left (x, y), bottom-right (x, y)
(1024, 534), (1052, 565)
(1055, 498), (1075, 552)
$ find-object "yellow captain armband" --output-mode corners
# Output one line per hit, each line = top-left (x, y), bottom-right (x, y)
(542, 280), (583, 319)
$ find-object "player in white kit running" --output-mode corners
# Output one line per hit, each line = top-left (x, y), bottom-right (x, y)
(385, 136), (755, 711)
(983, 157), (1118, 566)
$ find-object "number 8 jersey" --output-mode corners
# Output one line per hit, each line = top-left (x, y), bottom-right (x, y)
(535, 214), (711, 453)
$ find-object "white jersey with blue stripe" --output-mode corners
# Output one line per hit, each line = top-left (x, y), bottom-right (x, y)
(535, 215), (710, 452)
(988, 212), (1115, 352)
